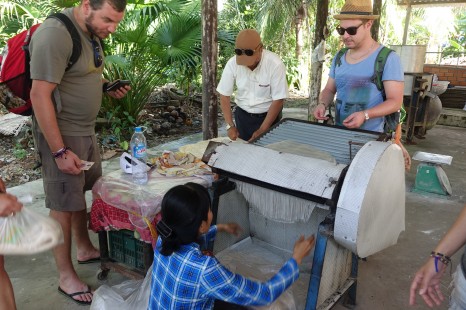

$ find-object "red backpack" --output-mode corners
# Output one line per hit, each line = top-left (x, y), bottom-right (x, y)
(0, 13), (82, 116)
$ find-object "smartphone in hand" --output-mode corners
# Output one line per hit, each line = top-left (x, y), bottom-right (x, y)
(106, 79), (131, 92)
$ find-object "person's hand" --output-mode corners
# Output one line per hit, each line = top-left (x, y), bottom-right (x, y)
(292, 235), (315, 265)
(249, 127), (266, 142)
(409, 258), (446, 307)
(227, 127), (239, 141)
(107, 84), (131, 99)
(343, 111), (365, 129)
(218, 223), (242, 237)
(313, 103), (329, 121)
(54, 150), (82, 175)
(0, 193), (23, 217)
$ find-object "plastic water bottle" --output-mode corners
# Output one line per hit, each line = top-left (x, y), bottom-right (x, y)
(130, 126), (148, 185)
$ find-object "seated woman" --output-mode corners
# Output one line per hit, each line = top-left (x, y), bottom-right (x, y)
(148, 182), (315, 309)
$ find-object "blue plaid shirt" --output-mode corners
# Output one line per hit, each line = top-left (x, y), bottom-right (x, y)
(148, 226), (299, 309)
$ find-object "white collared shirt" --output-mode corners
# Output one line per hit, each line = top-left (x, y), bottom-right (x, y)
(216, 50), (289, 114)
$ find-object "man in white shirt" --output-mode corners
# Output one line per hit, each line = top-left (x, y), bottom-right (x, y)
(217, 29), (289, 142)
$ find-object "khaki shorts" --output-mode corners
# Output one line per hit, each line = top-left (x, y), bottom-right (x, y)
(36, 132), (102, 212)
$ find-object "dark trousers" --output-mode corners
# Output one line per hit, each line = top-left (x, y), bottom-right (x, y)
(234, 106), (282, 141)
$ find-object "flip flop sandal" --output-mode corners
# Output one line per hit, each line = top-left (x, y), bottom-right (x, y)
(77, 256), (100, 264)
(57, 286), (93, 305)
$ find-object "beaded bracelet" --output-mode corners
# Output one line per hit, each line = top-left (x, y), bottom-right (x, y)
(52, 146), (71, 159)
(430, 251), (452, 274)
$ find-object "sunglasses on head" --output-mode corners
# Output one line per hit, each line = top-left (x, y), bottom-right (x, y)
(234, 43), (262, 56)
(90, 38), (103, 68)
(336, 23), (364, 36)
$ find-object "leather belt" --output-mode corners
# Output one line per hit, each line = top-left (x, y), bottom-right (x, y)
(237, 107), (267, 118)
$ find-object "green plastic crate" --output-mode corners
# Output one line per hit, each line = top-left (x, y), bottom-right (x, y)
(108, 229), (145, 271)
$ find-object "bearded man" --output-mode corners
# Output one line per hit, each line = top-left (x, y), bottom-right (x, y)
(29, 0), (130, 305)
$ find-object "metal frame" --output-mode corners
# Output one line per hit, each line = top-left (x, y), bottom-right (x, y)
(210, 178), (358, 310)
(306, 216), (358, 310)
(403, 73), (433, 144)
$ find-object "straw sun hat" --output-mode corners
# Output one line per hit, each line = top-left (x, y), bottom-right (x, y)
(334, 0), (379, 20)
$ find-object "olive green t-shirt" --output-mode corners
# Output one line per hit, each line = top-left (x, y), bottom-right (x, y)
(29, 8), (104, 136)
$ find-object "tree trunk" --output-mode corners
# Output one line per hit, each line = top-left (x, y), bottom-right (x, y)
(371, 0), (382, 41)
(294, 1), (309, 93)
(201, 0), (218, 140)
(295, 2), (306, 59)
(308, 0), (328, 120)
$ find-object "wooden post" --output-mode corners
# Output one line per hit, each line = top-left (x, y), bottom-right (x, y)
(308, 0), (328, 121)
(402, 4), (412, 45)
(201, 0), (218, 140)
(372, 0), (382, 41)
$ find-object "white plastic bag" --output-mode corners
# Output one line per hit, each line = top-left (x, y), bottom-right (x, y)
(93, 176), (163, 230)
(90, 264), (153, 310)
(0, 207), (63, 255)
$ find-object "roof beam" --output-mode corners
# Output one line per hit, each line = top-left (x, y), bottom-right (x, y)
(397, 0), (466, 5)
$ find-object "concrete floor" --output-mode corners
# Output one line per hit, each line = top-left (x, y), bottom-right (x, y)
(3, 108), (465, 310)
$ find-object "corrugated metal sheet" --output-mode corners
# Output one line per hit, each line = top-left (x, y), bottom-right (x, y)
(253, 119), (383, 165)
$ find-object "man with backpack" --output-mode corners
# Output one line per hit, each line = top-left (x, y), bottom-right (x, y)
(28, 0), (129, 305)
(313, 0), (404, 134)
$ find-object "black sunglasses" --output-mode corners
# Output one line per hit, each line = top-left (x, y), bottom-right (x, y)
(234, 43), (262, 56)
(90, 38), (103, 68)
(336, 23), (364, 36)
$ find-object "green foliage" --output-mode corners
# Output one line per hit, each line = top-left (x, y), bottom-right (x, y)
(443, 11), (466, 58)
(219, 0), (259, 31)
(103, 106), (135, 149)
(2, 0), (464, 135)
(281, 55), (300, 89)
(13, 143), (27, 159)
(99, 0), (205, 144)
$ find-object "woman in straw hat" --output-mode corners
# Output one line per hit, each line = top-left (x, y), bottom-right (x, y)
(313, 0), (404, 133)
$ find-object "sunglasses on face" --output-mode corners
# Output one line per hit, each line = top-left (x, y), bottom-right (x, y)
(91, 38), (103, 68)
(234, 43), (262, 56)
(336, 23), (364, 36)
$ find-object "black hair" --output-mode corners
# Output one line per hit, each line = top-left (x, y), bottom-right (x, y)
(157, 183), (211, 256)
(88, 0), (127, 12)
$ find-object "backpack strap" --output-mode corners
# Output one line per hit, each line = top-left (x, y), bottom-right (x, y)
(333, 47), (348, 77)
(371, 46), (404, 134)
(46, 13), (82, 71)
(371, 46), (393, 94)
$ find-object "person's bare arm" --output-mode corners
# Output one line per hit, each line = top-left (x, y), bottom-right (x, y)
(314, 78), (337, 120)
(30, 80), (81, 175)
(292, 235), (315, 265)
(0, 178), (5, 194)
(409, 204), (466, 307)
(217, 223), (241, 236)
(219, 94), (239, 140)
(249, 99), (284, 142)
(366, 80), (403, 119)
